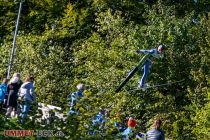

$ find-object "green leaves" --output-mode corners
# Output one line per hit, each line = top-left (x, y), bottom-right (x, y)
(0, 0), (210, 139)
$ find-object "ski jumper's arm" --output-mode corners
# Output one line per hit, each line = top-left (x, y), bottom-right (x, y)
(137, 49), (155, 54)
(136, 49), (162, 58)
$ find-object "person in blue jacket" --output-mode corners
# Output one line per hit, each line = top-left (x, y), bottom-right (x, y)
(136, 45), (165, 88)
(0, 79), (9, 110)
(68, 83), (86, 115)
(92, 109), (106, 126)
(121, 117), (137, 140)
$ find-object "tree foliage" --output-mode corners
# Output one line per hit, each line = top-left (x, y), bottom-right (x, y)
(0, 0), (209, 139)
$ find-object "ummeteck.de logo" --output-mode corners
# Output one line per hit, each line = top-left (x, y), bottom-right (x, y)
(3, 130), (65, 137)
(4, 130), (34, 137)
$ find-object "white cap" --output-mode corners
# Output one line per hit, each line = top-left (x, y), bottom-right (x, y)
(76, 83), (86, 90)
(129, 117), (134, 120)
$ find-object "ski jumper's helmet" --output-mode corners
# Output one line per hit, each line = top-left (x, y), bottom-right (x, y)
(158, 45), (165, 51)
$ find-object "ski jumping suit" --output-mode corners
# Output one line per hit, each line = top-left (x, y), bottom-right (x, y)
(137, 49), (161, 87)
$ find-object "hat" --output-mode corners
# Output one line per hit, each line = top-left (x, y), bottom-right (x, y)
(76, 83), (86, 90)
(127, 117), (137, 128)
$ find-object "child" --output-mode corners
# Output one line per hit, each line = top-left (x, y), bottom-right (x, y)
(121, 117), (137, 139)
(68, 83), (86, 115)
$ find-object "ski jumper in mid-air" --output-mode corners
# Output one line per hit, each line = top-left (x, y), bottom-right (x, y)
(115, 44), (165, 93)
(136, 45), (165, 88)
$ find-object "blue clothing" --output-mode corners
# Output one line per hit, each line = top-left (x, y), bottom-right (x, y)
(68, 90), (83, 115)
(92, 113), (105, 125)
(115, 122), (120, 127)
(114, 122), (126, 132)
(74, 90), (83, 97)
(136, 132), (147, 140)
(140, 61), (150, 87)
(18, 82), (35, 123)
(138, 49), (161, 87)
(138, 49), (160, 57)
(89, 113), (105, 135)
(121, 127), (135, 140)
(70, 90), (83, 105)
(122, 127), (133, 136)
(146, 129), (165, 140)
(21, 103), (30, 118)
(0, 84), (7, 102)
(19, 103), (30, 124)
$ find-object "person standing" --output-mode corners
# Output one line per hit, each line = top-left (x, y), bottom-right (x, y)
(6, 73), (22, 117)
(121, 117), (137, 139)
(18, 76), (35, 121)
(68, 83), (86, 115)
(146, 119), (165, 140)
(0, 78), (9, 110)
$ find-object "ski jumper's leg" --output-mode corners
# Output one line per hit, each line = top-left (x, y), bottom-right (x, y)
(139, 61), (151, 87)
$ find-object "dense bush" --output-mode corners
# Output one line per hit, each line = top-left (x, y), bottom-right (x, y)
(0, 0), (209, 139)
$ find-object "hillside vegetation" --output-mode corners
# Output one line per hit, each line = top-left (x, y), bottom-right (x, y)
(0, 0), (209, 139)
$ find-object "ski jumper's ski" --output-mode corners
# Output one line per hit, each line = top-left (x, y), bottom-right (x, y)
(115, 53), (151, 93)
(128, 79), (185, 92)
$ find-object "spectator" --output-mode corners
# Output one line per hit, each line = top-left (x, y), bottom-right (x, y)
(92, 109), (106, 125)
(0, 78), (9, 110)
(18, 76), (36, 121)
(6, 73), (22, 117)
(89, 108), (107, 135)
(68, 83), (86, 115)
(146, 118), (165, 140)
(121, 117), (137, 139)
